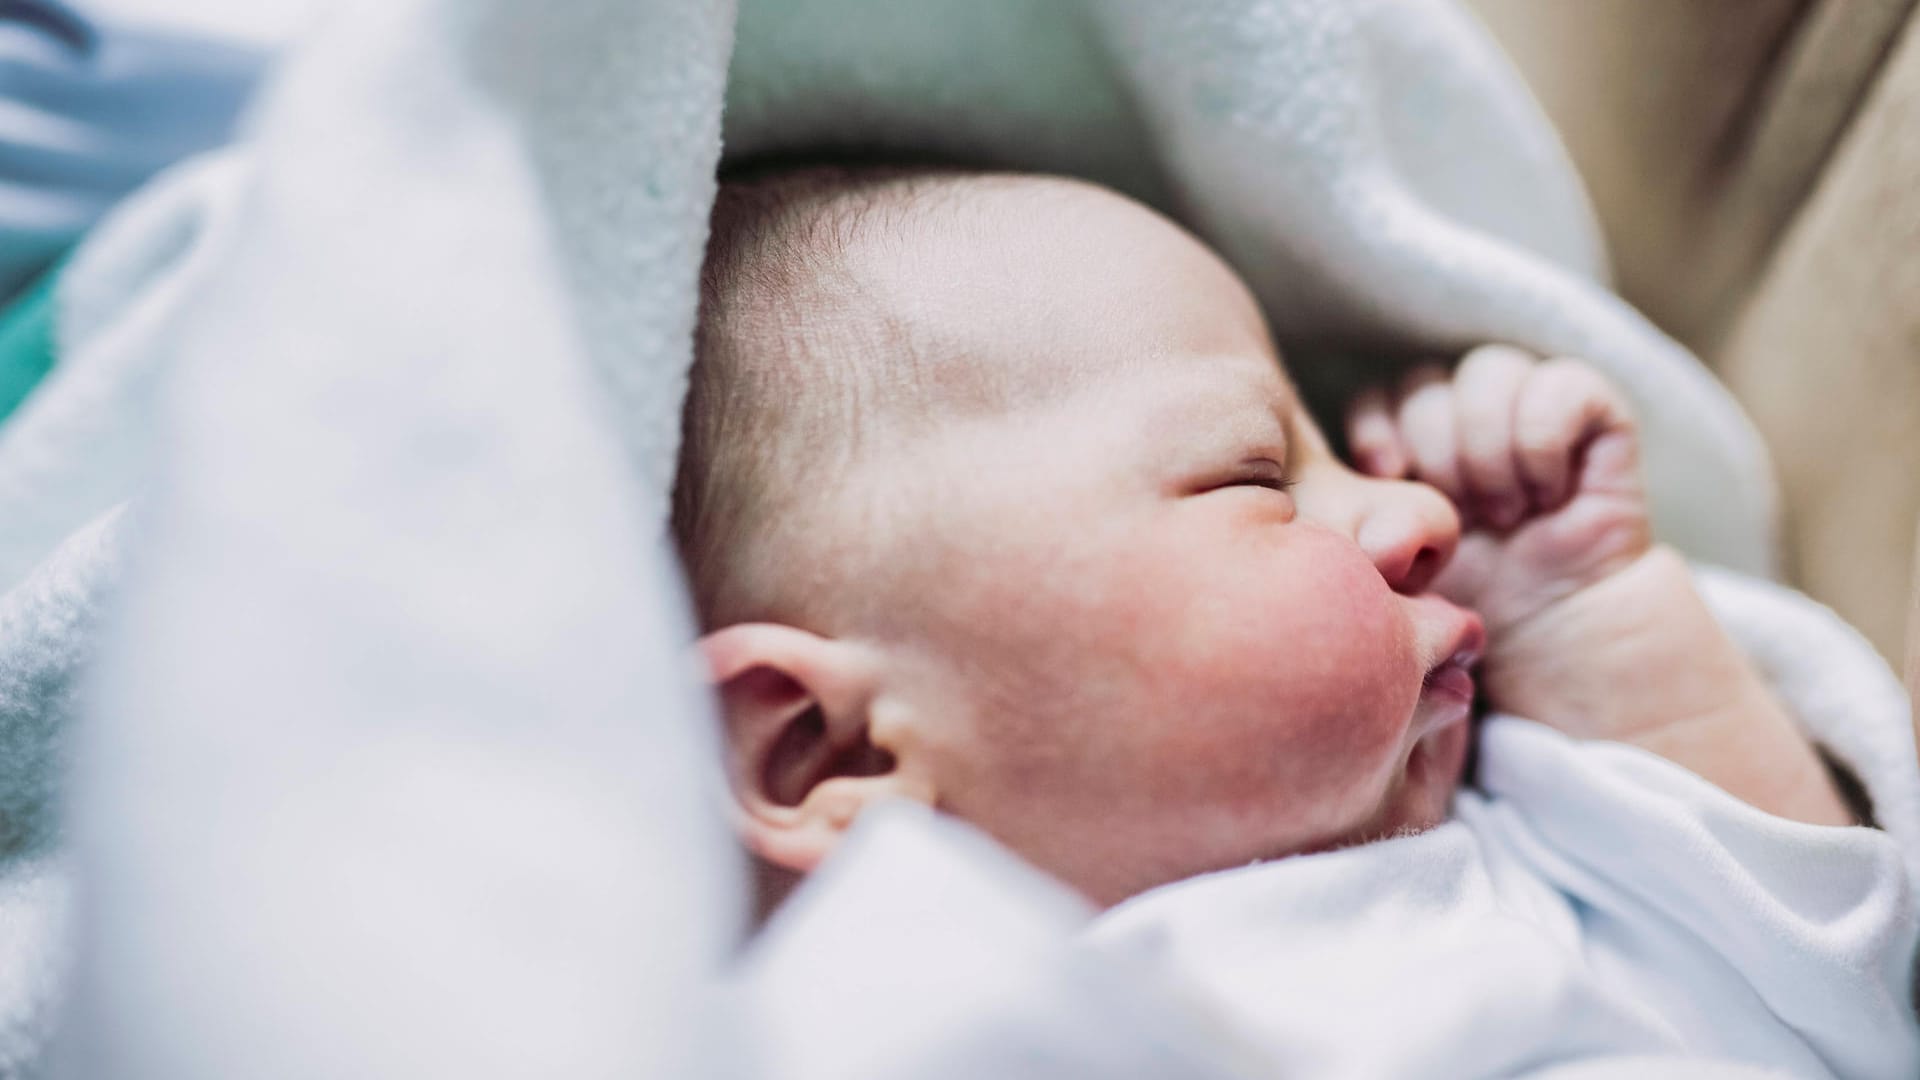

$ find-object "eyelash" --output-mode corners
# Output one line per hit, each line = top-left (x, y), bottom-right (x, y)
(1232, 473), (1298, 493)
(1224, 460), (1297, 493)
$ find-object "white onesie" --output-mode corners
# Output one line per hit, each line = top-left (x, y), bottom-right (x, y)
(1084, 718), (1920, 1079)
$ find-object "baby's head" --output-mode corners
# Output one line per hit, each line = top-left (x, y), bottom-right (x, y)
(676, 166), (1482, 907)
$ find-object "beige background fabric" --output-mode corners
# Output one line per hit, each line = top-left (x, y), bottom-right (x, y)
(1718, 15), (1920, 666)
(1469, 0), (1919, 667)
(1466, 0), (1808, 343)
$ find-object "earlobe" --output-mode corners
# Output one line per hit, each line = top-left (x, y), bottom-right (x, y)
(697, 623), (929, 874)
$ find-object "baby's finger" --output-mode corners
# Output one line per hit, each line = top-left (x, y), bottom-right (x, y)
(1345, 386), (1410, 477)
(1451, 345), (1534, 528)
(1514, 358), (1635, 510)
(1393, 366), (1465, 505)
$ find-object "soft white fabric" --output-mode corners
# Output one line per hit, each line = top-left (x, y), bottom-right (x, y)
(0, 0), (1888, 1075)
(0, 852), (64, 1079)
(0, 154), (245, 591)
(1695, 566), (1920, 866)
(0, 510), (120, 1078)
(1088, 719), (1920, 1080)
(735, 801), (1272, 1080)
(0, 506), (124, 857)
(45, 3), (745, 1077)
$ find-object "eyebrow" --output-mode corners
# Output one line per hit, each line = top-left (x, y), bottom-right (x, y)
(1125, 357), (1299, 461)
(1279, 393), (1306, 457)
(1239, 372), (1299, 447)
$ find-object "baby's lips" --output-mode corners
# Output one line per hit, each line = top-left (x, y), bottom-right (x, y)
(1409, 593), (1486, 674)
(1422, 661), (1476, 705)
(1448, 612), (1487, 669)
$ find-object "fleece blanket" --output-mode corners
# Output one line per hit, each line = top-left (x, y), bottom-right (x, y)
(0, 0), (1907, 1076)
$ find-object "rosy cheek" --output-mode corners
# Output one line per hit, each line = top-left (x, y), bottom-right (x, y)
(1306, 542), (1418, 682)
(1222, 534), (1420, 779)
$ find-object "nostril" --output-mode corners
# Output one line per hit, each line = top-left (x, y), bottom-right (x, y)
(1357, 497), (1456, 594)
(1400, 546), (1443, 595)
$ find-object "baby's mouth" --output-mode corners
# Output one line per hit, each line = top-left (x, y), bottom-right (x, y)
(1422, 659), (1475, 705)
(1415, 611), (1484, 736)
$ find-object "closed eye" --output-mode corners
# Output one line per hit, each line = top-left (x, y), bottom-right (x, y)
(1216, 458), (1297, 494)
(1228, 453), (1290, 488)
(1229, 473), (1297, 493)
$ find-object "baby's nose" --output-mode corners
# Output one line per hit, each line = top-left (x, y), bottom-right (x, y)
(1354, 479), (1460, 594)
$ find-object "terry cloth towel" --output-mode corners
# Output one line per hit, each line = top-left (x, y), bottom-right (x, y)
(0, 0), (1901, 1076)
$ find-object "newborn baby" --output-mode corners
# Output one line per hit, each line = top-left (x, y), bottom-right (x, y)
(676, 166), (1917, 1075)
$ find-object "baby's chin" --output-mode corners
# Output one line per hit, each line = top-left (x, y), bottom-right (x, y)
(1315, 715), (1474, 854)
(1389, 714), (1474, 829)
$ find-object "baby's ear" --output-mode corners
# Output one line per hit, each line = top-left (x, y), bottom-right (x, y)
(697, 624), (928, 875)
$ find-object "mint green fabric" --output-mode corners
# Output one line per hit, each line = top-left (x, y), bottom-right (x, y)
(0, 264), (60, 425)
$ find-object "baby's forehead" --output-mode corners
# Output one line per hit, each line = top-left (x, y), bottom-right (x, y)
(702, 168), (1302, 497)
(819, 177), (1281, 412)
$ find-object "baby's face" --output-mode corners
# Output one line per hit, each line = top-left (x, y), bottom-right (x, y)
(787, 182), (1482, 905)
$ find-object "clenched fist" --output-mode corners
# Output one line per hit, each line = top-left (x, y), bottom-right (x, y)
(1344, 345), (1652, 636)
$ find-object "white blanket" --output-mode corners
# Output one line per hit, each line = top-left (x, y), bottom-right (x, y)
(1087, 719), (1920, 1079)
(0, 0), (1904, 1076)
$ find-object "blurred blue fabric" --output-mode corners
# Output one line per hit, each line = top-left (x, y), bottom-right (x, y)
(0, 0), (272, 300)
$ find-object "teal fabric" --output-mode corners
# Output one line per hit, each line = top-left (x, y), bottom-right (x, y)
(0, 263), (59, 425)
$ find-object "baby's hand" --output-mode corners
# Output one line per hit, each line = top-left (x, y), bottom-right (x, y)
(1348, 348), (1853, 826)
(1344, 345), (1652, 634)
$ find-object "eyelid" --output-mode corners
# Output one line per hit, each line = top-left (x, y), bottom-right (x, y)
(1226, 456), (1297, 492)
